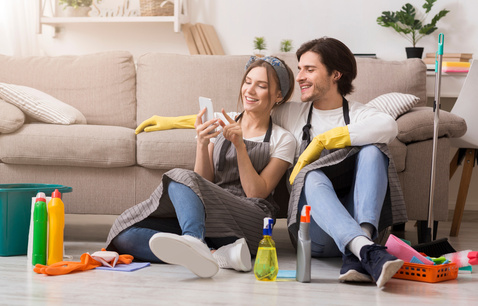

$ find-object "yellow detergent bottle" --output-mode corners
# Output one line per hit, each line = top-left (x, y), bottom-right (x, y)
(254, 217), (279, 281)
(47, 189), (65, 265)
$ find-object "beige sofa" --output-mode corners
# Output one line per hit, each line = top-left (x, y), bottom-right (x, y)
(0, 51), (466, 237)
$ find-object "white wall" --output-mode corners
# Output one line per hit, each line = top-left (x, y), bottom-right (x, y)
(1, 0), (477, 211)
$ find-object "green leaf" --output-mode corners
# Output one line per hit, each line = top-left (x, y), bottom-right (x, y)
(423, 0), (437, 13)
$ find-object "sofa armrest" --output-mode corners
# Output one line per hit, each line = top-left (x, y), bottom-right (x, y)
(396, 106), (467, 143)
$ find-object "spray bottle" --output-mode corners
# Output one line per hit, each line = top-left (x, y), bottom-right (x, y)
(47, 189), (65, 265)
(296, 205), (311, 282)
(254, 217), (279, 281)
(32, 192), (47, 266)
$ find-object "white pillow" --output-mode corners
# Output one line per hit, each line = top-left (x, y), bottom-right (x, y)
(0, 83), (87, 125)
(366, 92), (420, 119)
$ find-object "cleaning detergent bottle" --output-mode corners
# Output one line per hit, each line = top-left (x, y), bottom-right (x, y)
(254, 217), (279, 281)
(296, 205), (311, 282)
(47, 189), (65, 265)
(32, 192), (47, 266)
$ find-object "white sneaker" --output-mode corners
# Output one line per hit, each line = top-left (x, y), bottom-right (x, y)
(212, 238), (252, 272)
(149, 233), (219, 278)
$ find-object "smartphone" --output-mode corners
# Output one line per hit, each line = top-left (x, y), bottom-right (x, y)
(199, 96), (214, 124)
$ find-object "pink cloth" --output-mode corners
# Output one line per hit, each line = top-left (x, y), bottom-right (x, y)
(385, 234), (434, 265)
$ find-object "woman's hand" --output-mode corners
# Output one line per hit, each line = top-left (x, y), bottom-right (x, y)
(195, 107), (221, 147)
(220, 109), (245, 149)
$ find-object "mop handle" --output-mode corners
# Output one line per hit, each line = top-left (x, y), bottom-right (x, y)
(428, 33), (444, 233)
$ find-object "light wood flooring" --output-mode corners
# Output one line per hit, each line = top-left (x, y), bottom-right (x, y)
(1, 212), (477, 305)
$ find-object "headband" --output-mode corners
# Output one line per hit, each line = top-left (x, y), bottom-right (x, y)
(245, 56), (291, 99)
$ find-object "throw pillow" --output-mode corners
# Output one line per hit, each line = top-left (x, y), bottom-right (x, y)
(0, 83), (87, 125)
(366, 92), (420, 119)
(0, 99), (25, 133)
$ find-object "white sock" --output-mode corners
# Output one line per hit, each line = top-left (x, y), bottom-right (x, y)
(347, 236), (374, 260)
(360, 223), (375, 239)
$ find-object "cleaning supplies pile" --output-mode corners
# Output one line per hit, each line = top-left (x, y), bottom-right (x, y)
(385, 234), (476, 283)
(31, 190), (65, 266)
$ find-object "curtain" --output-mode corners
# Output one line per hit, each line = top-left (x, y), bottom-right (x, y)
(0, 0), (42, 56)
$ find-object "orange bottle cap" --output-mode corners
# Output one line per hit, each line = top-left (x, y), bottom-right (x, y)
(51, 189), (62, 199)
(300, 205), (311, 223)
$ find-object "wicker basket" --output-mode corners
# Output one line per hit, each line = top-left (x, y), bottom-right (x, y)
(140, 0), (174, 16)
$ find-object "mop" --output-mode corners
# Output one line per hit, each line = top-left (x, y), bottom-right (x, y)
(412, 33), (456, 257)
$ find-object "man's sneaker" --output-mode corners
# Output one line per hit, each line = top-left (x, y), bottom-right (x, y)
(360, 244), (404, 288)
(212, 238), (252, 272)
(149, 233), (219, 278)
(339, 253), (373, 283)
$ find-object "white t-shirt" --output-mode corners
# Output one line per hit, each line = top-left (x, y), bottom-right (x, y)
(271, 101), (398, 158)
(211, 112), (296, 165)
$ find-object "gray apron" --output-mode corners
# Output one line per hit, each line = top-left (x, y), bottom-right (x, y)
(288, 98), (408, 243)
(106, 116), (278, 254)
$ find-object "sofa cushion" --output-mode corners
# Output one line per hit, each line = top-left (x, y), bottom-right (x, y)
(0, 99), (24, 134)
(136, 53), (251, 122)
(0, 123), (135, 167)
(396, 107), (467, 143)
(137, 129), (197, 170)
(0, 51), (136, 129)
(0, 83), (87, 124)
(347, 58), (427, 106)
(366, 92), (419, 119)
(387, 138), (407, 173)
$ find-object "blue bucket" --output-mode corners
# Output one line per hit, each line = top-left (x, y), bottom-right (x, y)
(0, 184), (72, 256)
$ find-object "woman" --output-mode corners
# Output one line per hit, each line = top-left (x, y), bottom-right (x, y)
(105, 56), (296, 278)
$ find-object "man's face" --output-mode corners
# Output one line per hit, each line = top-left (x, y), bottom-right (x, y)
(296, 51), (335, 103)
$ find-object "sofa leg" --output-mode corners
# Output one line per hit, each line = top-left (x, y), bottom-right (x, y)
(417, 220), (439, 243)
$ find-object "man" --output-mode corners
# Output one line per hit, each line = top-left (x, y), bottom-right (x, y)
(271, 37), (407, 288)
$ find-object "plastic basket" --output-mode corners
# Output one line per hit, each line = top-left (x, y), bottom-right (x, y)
(0, 184), (72, 256)
(393, 262), (459, 283)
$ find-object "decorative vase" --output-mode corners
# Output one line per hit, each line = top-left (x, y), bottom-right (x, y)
(63, 6), (92, 17)
(405, 47), (424, 59)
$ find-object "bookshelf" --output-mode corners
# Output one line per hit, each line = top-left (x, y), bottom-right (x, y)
(426, 72), (467, 98)
(37, 0), (190, 35)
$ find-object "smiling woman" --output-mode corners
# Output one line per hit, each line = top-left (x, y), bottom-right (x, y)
(0, 0), (40, 56)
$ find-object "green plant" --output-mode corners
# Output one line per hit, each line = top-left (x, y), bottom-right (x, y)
(280, 39), (293, 52)
(253, 37), (267, 52)
(59, 0), (93, 8)
(377, 0), (449, 47)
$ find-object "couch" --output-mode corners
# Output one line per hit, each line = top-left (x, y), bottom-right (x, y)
(0, 51), (466, 237)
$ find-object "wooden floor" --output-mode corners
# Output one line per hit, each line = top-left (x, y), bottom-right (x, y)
(1, 212), (477, 305)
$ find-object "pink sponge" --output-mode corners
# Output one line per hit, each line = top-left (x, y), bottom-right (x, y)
(385, 234), (434, 265)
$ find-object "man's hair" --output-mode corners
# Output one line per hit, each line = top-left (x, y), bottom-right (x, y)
(296, 37), (357, 96)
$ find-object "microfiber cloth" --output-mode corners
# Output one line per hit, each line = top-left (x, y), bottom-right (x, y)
(385, 234), (434, 265)
(96, 262), (150, 272)
(277, 270), (296, 278)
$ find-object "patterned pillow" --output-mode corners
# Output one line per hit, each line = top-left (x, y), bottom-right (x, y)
(366, 92), (420, 119)
(0, 99), (25, 133)
(0, 83), (87, 125)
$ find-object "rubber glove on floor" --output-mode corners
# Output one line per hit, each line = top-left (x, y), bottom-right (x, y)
(289, 126), (351, 185)
(135, 115), (197, 134)
(34, 249), (134, 276)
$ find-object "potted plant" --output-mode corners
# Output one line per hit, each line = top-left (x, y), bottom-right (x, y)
(253, 37), (267, 57)
(280, 39), (293, 53)
(58, 0), (93, 17)
(377, 0), (449, 58)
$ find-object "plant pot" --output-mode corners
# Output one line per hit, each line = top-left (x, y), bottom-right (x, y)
(406, 47), (424, 59)
(62, 6), (92, 17)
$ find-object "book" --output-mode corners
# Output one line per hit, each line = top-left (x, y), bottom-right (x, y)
(425, 53), (473, 59)
(423, 57), (471, 65)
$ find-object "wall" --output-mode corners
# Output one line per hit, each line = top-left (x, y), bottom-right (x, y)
(1, 0), (477, 211)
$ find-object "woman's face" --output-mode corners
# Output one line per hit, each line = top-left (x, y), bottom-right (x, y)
(241, 66), (281, 114)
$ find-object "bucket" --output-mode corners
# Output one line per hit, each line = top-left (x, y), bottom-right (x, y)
(0, 184), (72, 256)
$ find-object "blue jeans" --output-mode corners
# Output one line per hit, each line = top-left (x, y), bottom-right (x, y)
(112, 181), (207, 262)
(298, 145), (389, 257)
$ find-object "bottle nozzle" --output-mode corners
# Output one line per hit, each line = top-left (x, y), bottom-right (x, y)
(51, 189), (62, 199)
(35, 192), (46, 203)
(300, 205), (311, 223)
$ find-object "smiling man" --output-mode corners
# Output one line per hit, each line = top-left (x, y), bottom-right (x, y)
(271, 37), (407, 288)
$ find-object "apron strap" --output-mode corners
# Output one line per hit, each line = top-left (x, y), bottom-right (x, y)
(218, 113), (272, 171)
(301, 97), (350, 147)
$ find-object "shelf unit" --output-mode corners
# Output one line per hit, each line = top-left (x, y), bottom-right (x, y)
(38, 0), (189, 34)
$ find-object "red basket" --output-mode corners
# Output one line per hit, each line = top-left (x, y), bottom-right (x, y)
(393, 262), (458, 283)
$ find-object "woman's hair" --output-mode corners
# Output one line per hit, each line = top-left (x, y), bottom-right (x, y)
(296, 37), (357, 96)
(238, 56), (295, 110)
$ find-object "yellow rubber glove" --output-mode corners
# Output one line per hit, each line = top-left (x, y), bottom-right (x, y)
(289, 126), (351, 185)
(135, 115), (197, 134)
